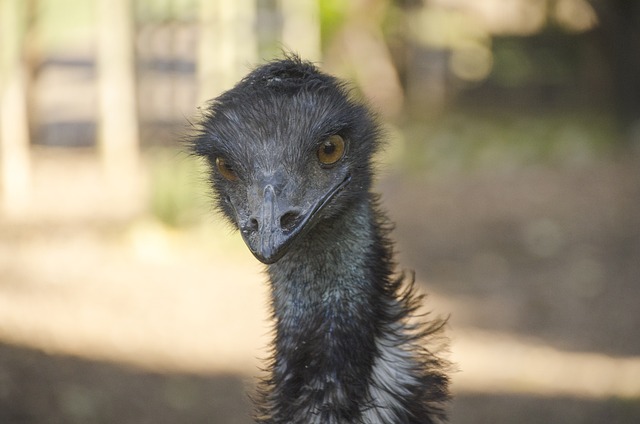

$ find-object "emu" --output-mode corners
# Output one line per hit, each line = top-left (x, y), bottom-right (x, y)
(191, 56), (449, 423)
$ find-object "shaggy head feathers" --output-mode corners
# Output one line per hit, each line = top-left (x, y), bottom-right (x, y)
(191, 56), (381, 230)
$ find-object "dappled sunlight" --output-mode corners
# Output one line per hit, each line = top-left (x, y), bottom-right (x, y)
(451, 329), (640, 399)
(3, 204), (638, 400)
(3, 206), (639, 401)
(409, 282), (640, 401)
(0, 208), (269, 375)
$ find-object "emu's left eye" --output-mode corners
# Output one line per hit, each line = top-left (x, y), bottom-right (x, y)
(215, 156), (238, 181)
(317, 135), (345, 166)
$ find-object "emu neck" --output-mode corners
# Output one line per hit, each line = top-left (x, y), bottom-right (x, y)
(264, 198), (394, 422)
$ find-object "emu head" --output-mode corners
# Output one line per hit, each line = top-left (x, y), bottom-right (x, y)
(192, 57), (380, 264)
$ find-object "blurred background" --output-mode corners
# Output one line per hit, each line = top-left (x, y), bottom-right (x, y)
(1, 0), (639, 422)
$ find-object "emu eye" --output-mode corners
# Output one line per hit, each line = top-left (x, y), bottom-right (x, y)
(317, 134), (345, 166)
(215, 156), (238, 181)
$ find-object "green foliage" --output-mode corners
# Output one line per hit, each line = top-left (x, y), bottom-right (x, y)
(401, 111), (617, 174)
(319, 0), (348, 48)
(491, 36), (578, 88)
(148, 149), (211, 228)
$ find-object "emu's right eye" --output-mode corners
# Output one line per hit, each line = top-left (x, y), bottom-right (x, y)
(215, 157), (238, 181)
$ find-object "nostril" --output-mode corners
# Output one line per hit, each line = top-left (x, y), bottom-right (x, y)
(280, 210), (302, 233)
(247, 217), (259, 232)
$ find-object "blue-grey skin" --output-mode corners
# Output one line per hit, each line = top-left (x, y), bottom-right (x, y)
(192, 56), (449, 424)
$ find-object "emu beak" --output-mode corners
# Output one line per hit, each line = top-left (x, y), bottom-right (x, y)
(240, 184), (288, 264)
(239, 174), (351, 265)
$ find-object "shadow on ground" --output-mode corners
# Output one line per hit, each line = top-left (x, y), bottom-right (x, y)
(383, 156), (640, 356)
(451, 393), (640, 424)
(0, 342), (252, 424)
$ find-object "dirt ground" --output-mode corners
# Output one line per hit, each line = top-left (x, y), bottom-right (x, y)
(1, 148), (639, 423)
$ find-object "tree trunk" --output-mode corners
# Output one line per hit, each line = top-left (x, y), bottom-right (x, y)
(591, 0), (640, 144)
(0, 0), (32, 217)
(279, 0), (321, 62)
(96, 0), (140, 196)
(197, 0), (257, 104)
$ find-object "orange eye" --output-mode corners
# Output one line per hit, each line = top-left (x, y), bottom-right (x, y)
(317, 134), (345, 166)
(215, 157), (238, 181)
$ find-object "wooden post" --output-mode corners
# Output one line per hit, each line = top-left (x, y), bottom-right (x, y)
(197, 0), (257, 104)
(0, 0), (32, 217)
(279, 0), (321, 61)
(96, 0), (140, 198)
